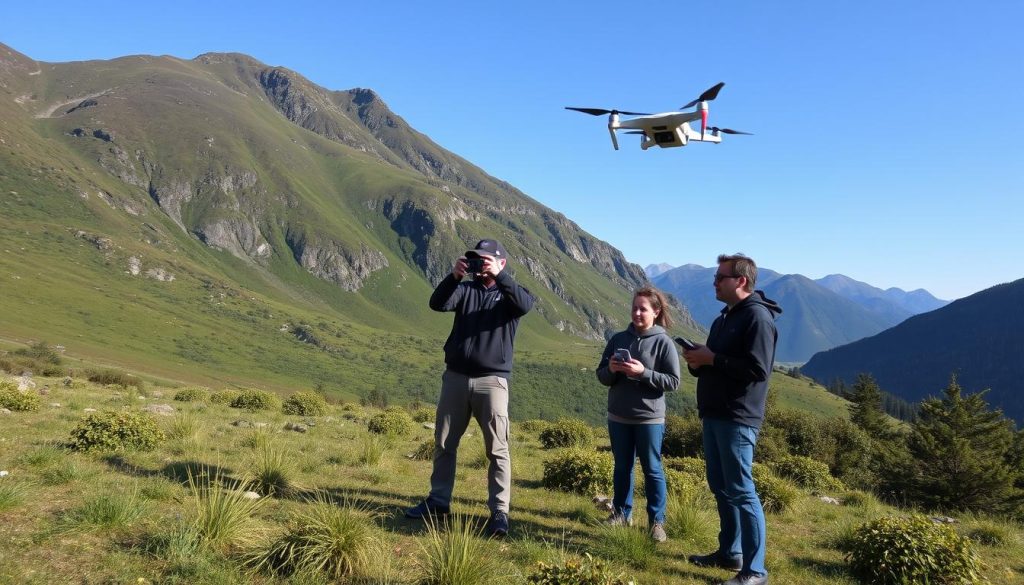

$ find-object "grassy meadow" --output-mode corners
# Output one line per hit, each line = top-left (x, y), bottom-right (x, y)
(1, 372), (1022, 585)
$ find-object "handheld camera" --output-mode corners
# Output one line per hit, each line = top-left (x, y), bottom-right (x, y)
(465, 257), (485, 274)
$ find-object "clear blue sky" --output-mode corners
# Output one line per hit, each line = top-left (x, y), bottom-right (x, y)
(4, 0), (1022, 300)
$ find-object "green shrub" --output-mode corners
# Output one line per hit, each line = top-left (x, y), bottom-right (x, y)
(539, 418), (593, 449)
(230, 389), (281, 411)
(13, 341), (62, 364)
(367, 409), (413, 436)
(844, 514), (983, 585)
(634, 465), (705, 499)
(662, 414), (704, 458)
(752, 463), (799, 514)
(542, 448), (612, 495)
(69, 410), (165, 452)
(0, 380), (40, 411)
(527, 554), (634, 585)
(771, 454), (844, 493)
(520, 419), (553, 434)
(173, 386), (208, 402)
(87, 369), (144, 390)
(412, 438), (436, 461)
(209, 389), (241, 405)
(411, 406), (435, 423)
(282, 391), (329, 416)
(664, 456), (706, 480)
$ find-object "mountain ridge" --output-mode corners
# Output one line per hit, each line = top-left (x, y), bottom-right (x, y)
(0, 43), (701, 412)
(650, 263), (946, 362)
(803, 277), (1024, 423)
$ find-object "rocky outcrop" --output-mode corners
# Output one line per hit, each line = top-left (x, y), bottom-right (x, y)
(194, 217), (271, 261)
(258, 68), (386, 160)
(285, 229), (388, 292)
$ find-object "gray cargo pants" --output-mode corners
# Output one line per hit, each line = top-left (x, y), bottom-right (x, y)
(427, 370), (511, 513)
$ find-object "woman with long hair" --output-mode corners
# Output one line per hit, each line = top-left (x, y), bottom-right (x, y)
(596, 286), (681, 542)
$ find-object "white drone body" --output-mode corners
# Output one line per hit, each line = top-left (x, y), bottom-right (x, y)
(566, 83), (750, 151)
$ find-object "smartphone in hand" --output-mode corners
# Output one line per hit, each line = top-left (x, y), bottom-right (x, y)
(613, 348), (631, 362)
(674, 337), (698, 351)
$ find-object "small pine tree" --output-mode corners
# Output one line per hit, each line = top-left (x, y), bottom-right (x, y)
(848, 373), (890, 438)
(902, 374), (1017, 512)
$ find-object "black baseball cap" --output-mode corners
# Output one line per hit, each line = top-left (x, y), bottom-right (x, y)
(466, 239), (507, 259)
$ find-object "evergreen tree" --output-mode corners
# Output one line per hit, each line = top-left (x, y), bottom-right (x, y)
(902, 374), (1017, 512)
(848, 373), (890, 438)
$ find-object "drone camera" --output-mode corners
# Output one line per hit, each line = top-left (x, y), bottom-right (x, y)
(654, 131), (677, 145)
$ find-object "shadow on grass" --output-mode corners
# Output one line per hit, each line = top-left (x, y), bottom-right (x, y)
(790, 555), (851, 579)
(100, 455), (238, 488)
(513, 477), (544, 490)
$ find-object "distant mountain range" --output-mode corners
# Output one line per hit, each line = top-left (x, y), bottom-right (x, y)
(648, 264), (947, 362)
(803, 278), (1024, 424)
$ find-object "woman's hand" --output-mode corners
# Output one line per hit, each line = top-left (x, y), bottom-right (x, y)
(615, 358), (645, 377)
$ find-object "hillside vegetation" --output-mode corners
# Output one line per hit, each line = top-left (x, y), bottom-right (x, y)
(0, 41), (702, 413)
(1, 372), (1022, 584)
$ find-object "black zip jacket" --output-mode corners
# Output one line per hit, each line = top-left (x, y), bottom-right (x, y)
(430, 270), (535, 378)
(689, 291), (782, 429)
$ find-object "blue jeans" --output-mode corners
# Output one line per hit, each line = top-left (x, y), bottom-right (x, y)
(608, 420), (667, 525)
(703, 417), (767, 577)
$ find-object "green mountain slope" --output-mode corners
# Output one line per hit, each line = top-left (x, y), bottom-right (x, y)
(0, 43), (712, 419)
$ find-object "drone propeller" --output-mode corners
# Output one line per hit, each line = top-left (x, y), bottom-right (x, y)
(623, 131), (646, 135)
(708, 126), (753, 135)
(681, 82), (725, 110)
(564, 107), (651, 116)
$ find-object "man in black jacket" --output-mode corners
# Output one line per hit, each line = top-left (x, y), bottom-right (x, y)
(682, 253), (781, 585)
(405, 239), (535, 538)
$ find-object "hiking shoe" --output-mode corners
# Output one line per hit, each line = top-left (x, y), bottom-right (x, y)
(487, 510), (509, 538)
(605, 512), (633, 527)
(404, 499), (450, 520)
(650, 522), (667, 543)
(688, 551), (743, 571)
(720, 572), (768, 585)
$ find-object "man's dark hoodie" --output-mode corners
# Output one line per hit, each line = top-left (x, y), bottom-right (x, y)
(430, 270), (535, 378)
(689, 290), (782, 429)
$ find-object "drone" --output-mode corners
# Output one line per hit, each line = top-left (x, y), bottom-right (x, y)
(565, 82), (751, 151)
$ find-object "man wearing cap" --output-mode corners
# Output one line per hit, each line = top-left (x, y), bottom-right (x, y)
(405, 238), (536, 538)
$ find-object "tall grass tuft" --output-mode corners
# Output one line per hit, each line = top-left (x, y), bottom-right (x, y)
(665, 487), (715, 544)
(591, 523), (658, 570)
(249, 443), (299, 497)
(16, 443), (64, 467)
(358, 435), (387, 466)
(167, 411), (201, 441)
(58, 484), (145, 532)
(418, 512), (504, 585)
(245, 491), (380, 580)
(0, 480), (29, 511)
(240, 426), (274, 450)
(187, 466), (265, 550)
